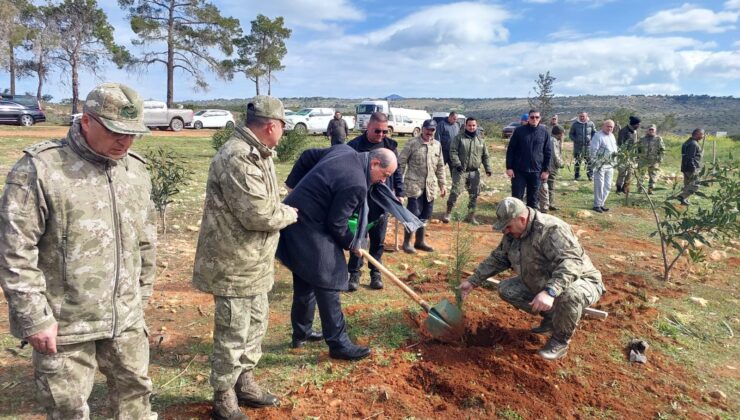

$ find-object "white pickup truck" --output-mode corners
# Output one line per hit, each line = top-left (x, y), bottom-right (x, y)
(285, 107), (355, 135)
(143, 100), (194, 131)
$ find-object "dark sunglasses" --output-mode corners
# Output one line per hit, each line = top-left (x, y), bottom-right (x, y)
(373, 129), (390, 134)
(529, 115), (541, 120)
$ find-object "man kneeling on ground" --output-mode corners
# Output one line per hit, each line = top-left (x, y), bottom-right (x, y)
(458, 197), (605, 360)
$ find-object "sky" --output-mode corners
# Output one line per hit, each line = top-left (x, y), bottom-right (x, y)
(9, 0), (740, 101)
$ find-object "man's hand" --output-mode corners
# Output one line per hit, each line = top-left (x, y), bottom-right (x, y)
(351, 248), (362, 257)
(457, 280), (476, 300)
(486, 171), (492, 177)
(27, 323), (58, 355)
(540, 171), (549, 181)
(529, 291), (554, 313)
(506, 169), (514, 178)
(440, 186), (447, 197)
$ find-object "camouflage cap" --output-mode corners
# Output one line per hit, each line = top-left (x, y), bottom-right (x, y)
(247, 95), (285, 124)
(492, 197), (527, 231)
(84, 83), (149, 135)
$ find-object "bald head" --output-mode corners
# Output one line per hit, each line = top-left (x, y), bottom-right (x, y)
(369, 148), (397, 184)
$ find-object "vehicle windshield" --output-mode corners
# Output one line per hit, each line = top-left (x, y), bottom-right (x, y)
(295, 109), (312, 116)
(194, 111), (207, 116)
(356, 104), (379, 114)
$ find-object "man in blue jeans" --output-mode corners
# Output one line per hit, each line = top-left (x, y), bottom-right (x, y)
(506, 109), (552, 208)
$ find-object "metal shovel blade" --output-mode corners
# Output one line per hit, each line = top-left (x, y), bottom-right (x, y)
(424, 299), (464, 338)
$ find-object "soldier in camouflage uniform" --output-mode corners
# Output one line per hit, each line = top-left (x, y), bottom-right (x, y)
(0, 83), (157, 419)
(537, 125), (564, 212)
(192, 96), (298, 420)
(637, 124), (665, 194)
(443, 117), (492, 225)
(615, 116), (641, 193)
(398, 119), (447, 253)
(459, 197), (605, 361)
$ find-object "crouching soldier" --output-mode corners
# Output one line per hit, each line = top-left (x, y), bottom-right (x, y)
(459, 197), (605, 360)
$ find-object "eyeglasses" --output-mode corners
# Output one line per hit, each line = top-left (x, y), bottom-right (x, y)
(529, 116), (541, 120)
(88, 114), (136, 141)
(373, 129), (390, 134)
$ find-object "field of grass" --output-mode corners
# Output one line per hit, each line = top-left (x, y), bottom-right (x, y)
(0, 125), (737, 419)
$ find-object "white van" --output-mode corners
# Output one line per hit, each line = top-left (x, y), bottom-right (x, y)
(355, 99), (431, 136)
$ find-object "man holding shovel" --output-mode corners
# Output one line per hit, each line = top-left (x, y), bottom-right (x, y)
(459, 197), (605, 360)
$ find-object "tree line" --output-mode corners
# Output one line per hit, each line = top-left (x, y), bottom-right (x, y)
(0, 0), (291, 112)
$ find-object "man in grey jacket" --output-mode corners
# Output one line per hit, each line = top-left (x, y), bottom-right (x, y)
(327, 111), (350, 145)
(0, 83), (157, 419)
(569, 112), (596, 180)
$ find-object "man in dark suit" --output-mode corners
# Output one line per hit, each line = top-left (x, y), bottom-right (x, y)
(277, 146), (397, 361)
(346, 112), (405, 290)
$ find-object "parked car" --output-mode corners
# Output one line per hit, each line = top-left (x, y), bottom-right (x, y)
(502, 121), (522, 139)
(431, 111), (466, 128)
(0, 97), (46, 126)
(187, 109), (235, 129)
(142, 100), (194, 131)
(285, 108), (355, 135)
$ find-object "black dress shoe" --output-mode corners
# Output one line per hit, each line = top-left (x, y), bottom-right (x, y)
(291, 330), (323, 348)
(329, 344), (371, 361)
(548, 205), (559, 211)
(600, 206), (610, 212)
(592, 206), (603, 213)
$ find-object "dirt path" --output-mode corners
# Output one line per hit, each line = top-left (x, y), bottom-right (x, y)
(0, 125), (217, 139)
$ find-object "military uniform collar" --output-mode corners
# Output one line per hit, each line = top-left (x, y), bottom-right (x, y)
(235, 125), (273, 159)
(67, 121), (126, 168)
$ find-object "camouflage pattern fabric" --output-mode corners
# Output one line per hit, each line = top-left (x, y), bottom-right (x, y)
(638, 135), (665, 166)
(0, 121), (156, 344)
(538, 136), (563, 210)
(398, 136), (447, 201)
(467, 208), (604, 298)
(210, 294), (268, 391)
(678, 171), (700, 200)
(33, 327), (155, 420)
(616, 125), (639, 188)
(498, 276), (602, 341)
(192, 125), (297, 297)
(83, 83), (149, 135)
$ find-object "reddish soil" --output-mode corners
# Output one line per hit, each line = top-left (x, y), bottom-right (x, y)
(158, 215), (730, 419)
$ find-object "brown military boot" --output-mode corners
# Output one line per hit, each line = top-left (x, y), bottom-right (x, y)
(235, 371), (280, 408)
(212, 389), (248, 420)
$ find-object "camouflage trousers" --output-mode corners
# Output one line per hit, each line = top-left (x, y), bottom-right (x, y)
(447, 169), (481, 211)
(678, 171), (699, 200)
(638, 163), (660, 190)
(211, 293), (269, 391)
(537, 172), (557, 211)
(616, 165), (632, 189)
(498, 277), (602, 341)
(32, 326), (155, 420)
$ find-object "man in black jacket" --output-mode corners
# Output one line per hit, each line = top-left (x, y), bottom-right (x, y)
(677, 128), (704, 206)
(326, 111), (349, 145)
(346, 112), (404, 291)
(277, 146), (397, 360)
(506, 109), (552, 208)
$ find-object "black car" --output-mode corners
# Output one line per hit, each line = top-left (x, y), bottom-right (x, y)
(502, 121), (521, 139)
(0, 95), (46, 126)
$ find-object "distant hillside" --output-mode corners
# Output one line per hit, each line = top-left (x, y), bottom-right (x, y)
(183, 95), (740, 136)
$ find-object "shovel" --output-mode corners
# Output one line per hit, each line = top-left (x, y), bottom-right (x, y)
(358, 249), (464, 338)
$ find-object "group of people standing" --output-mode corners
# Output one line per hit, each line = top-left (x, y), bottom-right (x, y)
(0, 83), (705, 420)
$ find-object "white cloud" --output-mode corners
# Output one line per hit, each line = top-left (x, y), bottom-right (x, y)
(524, 0), (556, 4)
(635, 4), (739, 34)
(725, 0), (740, 10)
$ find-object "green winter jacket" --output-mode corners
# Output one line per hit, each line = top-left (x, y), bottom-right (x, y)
(449, 130), (492, 173)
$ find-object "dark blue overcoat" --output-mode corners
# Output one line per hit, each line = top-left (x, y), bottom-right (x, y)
(276, 145), (367, 289)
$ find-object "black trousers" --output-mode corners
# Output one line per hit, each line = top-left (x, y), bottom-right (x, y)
(511, 170), (542, 208)
(347, 206), (388, 274)
(290, 273), (351, 351)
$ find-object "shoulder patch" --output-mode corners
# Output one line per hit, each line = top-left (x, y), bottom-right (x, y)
(127, 150), (147, 165)
(23, 140), (65, 156)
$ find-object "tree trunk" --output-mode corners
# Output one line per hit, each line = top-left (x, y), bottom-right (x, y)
(267, 69), (271, 95)
(36, 56), (44, 100)
(254, 78), (260, 96)
(166, 0), (175, 107)
(71, 56), (79, 114)
(9, 41), (15, 95)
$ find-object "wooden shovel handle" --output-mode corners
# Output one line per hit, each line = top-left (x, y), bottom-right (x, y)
(358, 249), (432, 312)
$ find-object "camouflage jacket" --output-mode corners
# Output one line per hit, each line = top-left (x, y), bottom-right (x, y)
(617, 125), (639, 148)
(0, 122), (156, 344)
(192, 126), (297, 297)
(398, 136), (447, 201)
(637, 134), (665, 165)
(449, 130), (492, 173)
(467, 209), (604, 296)
(549, 136), (564, 174)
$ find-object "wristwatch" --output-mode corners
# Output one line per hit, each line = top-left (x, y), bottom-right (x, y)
(545, 287), (557, 298)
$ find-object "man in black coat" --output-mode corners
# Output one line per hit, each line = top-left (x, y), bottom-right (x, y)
(345, 112), (405, 291)
(277, 146), (398, 361)
(506, 109), (552, 208)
